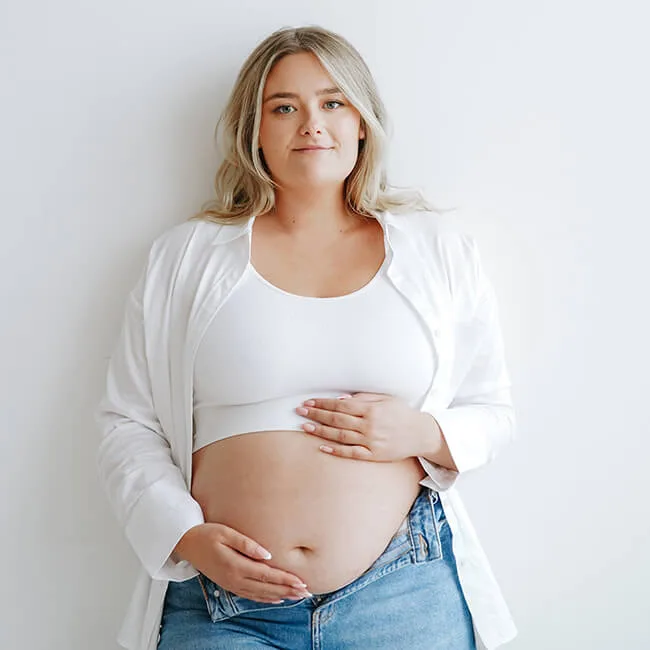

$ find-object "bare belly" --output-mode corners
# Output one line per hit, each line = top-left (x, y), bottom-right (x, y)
(191, 429), (427, 594)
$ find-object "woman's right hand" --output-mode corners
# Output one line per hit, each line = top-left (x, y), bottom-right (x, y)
(173, 523), (313, 603)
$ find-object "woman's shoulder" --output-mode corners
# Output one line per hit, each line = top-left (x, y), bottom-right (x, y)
(148, 218), (220, 254)
(387, 209), (486, 309)
(141, 218), (245, 272)
(385, 208), (477, 259)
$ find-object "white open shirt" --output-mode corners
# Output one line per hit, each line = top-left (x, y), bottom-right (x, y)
(95, 209), (518, 649)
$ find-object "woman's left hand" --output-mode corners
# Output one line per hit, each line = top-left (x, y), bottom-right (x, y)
(295, 393), (435, 462)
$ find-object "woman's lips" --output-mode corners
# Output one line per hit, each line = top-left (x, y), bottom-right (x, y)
(294, 147), (333, 152)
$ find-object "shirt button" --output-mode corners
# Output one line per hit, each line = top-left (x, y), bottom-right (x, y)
(213, 589), (220, 598)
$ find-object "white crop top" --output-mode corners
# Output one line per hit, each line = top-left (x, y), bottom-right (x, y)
(192, 247), (435, 452)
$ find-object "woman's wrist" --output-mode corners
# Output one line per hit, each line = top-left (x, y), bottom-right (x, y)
(172, 524), (203, 562)
(415, 412), (458, 472)
(413, 411), (443, 458)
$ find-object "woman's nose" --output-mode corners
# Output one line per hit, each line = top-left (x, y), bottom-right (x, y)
(302, 124), (322, 136)
(300, 108), (324, 136)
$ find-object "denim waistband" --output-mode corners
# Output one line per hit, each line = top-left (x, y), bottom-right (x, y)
(412, 485), (444, 562)
(384, 485), (442, 565)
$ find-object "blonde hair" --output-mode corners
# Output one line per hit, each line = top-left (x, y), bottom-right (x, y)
(189, 25), (442, 225)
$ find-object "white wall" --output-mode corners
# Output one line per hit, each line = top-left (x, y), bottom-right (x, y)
(1, 1), (648, 648)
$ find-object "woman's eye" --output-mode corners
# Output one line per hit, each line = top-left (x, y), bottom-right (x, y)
(273, 105), (295, 114)
(272, 101), (344, 114)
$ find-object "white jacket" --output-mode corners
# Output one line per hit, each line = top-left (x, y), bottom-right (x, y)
(95, 209), (518, 650)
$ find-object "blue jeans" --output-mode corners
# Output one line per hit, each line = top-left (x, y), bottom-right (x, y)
(158, 486), (476, 649)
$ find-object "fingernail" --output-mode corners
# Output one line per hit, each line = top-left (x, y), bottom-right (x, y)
(291, 592), (312, 599)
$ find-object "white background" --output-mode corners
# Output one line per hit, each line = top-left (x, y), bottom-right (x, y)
(1, 1), (648, 648)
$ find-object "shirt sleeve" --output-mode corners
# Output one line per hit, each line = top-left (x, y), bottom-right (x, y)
(94, 262), (205, 581)
(418, 233), (516, 491)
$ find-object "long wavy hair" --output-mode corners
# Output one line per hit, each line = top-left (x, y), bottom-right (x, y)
(189, 25), (443, 225)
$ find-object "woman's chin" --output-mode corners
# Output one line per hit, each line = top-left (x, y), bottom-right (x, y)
(281, 172), (350, 190)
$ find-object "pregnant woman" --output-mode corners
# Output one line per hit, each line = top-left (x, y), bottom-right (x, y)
(95, 25), (518, 650)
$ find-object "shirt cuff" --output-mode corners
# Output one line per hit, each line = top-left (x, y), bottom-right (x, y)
(124, 478), (205, 581)
(417, 455), (459, 491)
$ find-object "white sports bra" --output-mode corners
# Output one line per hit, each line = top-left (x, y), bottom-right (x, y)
(192, 243), (435, 452)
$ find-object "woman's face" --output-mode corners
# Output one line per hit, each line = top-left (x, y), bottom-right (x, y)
(258, 51), (365, 191)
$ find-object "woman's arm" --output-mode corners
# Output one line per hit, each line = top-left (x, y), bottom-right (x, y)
(414, 412), (458, 472)
(95, 263), (204, 581)
(417, 233), (516, 491)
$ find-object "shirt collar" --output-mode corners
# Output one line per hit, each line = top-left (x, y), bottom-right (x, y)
(210, 210), (407, 246)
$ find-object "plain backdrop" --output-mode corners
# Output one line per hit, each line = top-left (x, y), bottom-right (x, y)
(1, 1), (648, 648)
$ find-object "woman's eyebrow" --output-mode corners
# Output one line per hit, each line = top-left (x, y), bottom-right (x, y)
(263, 87), (343, 103)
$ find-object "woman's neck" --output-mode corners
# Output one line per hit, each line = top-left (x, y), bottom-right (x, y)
(268, 187), (363, 236)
